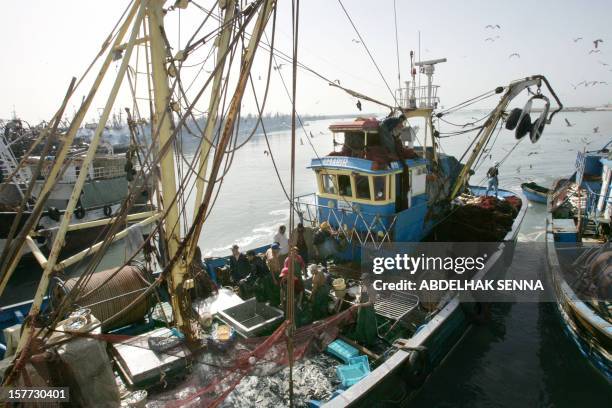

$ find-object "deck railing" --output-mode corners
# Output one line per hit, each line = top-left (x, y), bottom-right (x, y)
(294, 193), (397, 249)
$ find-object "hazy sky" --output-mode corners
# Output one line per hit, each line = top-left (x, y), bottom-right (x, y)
(1, 0), (611, 123)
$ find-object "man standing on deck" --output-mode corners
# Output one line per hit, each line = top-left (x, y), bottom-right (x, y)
(273, 225), (289, 264)
(486, 162), (500, 197)
(229, 244), (250, 283)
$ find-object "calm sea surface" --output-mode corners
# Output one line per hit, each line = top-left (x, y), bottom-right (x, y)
(4, 109), (612, 406)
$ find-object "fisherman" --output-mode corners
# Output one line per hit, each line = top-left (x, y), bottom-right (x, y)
(240, 250), (270, 301)
(283, 246), (306, 279)
(190, 246), (217, 299)
(280, 265), (305, 317)
(295, 223), (309, 263)
(313, 221), (337, 265)
(486, 162), (500, 197)
(273, 225), (289, 263)
(264, 242), (282, 306)
(229, 244), (250, 284)
(309, 265), (330, 321)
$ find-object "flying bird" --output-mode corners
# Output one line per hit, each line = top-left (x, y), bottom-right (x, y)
(273, 63), (285, 70)
(593, 126), (599, 133)
(564, 118), (574, 127)
(485, 37), (495, 42)
(509, 53), (520, 59)
(573, 37), (583, 42)
(309, 131), (314, 138)
(598, 61), (609, 66)
(356, 100), (362, 111)
(589, 49), (601, 54)
(351, 39), (361, 43)
(264, 150), (269, 156)
(333, 79), (341, 85)
(594, 39), (604, 48)
(485, 24), (501, 29)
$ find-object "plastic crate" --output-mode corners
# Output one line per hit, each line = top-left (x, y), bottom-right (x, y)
(336, 360), (370, 388)
(307, 400), (323, 408)
(348, 355), (369, 368)
(325, 339), (359, 363)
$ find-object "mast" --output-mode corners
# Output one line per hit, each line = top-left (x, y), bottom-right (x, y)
(191, 0), (236, 226)
(147, 0), (193, 338)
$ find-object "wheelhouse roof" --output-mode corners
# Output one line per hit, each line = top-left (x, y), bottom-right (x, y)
(328, 118), (379, 133)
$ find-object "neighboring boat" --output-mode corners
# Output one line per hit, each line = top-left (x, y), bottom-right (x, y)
(521, 181), (549, 203)
(0, 118), (152, 265)
(0, 1), (564, 407)
(546, 145), (612, 382)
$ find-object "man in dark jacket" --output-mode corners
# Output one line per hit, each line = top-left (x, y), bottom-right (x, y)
(229, 244), (250, 283)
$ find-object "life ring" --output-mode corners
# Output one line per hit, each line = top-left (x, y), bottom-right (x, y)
(48, 207), (61, 222)
(402, 347), (428, 387)
(74, 206), (86, 220)
(103, 205), (113, 217)
(505, 108), (522, 130)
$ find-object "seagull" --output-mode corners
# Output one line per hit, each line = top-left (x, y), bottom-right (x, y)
(351, 39), (361, 43)
(509, 53), (520, 59)
(356, 100), (362, 111)
(598, 61), (609, 66)
(528, 151), (539, 156)
(573, 37), (583, 42)
(564, 118), (574, 127)
(485, 37), (495, 42)
(309, 131), (314, 138)
(581, 137), (592, 145)
(264, 150), (269, 156)
(562, 138), (571, 143)
(589, 49), (601, 54)
(598, 81), (608, 85)
(273, 63), (285, 70)
(594, 126), (599, 133)
(333, 79), (341, 85)
(594, 39), (604, 48)
(485, 24), (501, 29)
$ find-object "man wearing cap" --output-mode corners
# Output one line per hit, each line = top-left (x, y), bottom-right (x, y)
(240, 250), (270, 301)
(229, 244), (250, 284)
(295, 223), (309, 263)
(486, 162), (500, 197)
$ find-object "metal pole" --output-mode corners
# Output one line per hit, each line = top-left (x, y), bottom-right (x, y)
(147, 0), (192, 335)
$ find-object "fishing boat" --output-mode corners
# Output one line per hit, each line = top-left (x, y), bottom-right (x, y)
(0, 117), (152, 267)
(0, 1), (564, 407)
(521, 181), (549, 204)
(546, 145), (612, 381)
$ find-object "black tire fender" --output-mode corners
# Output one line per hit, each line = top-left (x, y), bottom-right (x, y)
(505, 108), (522, 130)
(401, 347), (428, 387)
(74, 206), (86, 220)
(103, 205), (112, 217)
(48, 207), (61, 222)
(515, 113), (532, 139)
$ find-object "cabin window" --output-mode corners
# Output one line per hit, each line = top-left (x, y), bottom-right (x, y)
(322, 174), (336, 194)
(338, 174), (352, 197)
(355, 175), (371, 200)
(374, 176), (386, 201)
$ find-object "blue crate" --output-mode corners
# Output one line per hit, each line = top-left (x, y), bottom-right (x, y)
(336, 359), (370, 388)
(325, 339), (359, 363)
(307, 400), (323, 408)
(348, 355), (369, 368)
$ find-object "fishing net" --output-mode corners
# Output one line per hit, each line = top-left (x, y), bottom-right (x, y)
(72, 306), (357, 407)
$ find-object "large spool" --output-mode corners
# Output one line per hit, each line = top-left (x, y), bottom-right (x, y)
(52, 264), (152, 331)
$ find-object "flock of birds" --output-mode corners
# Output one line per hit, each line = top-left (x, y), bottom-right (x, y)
(483, 24), (521, 59)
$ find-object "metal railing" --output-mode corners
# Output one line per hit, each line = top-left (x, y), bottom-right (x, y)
(395, 85), (440, 109)
(294, 193), (398, 249)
